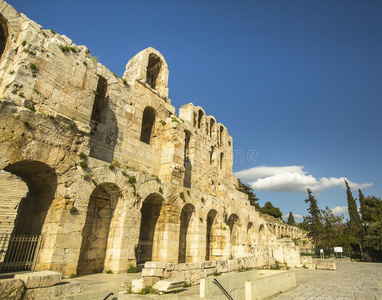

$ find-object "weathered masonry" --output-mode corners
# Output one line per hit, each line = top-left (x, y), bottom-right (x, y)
(0, 1), (307, 276)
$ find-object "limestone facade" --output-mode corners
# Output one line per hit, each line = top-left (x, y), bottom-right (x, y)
(0, 1), (307, 276)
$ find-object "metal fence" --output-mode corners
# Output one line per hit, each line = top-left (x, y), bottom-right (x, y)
(0, 234), (42, 271)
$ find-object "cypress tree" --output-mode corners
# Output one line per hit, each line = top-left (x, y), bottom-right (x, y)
(345, 180), (364, 259)
(287, 211), (296, 226)
(304, 188), (323, 245)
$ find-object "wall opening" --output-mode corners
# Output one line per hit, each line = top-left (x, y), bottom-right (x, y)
(0, 15), (8, 60)
(77, 183), (120, 274)
(247, 222), (255, 247)
(220, 152), (224, 170)
(205, 209), (218, 261)
(210, 146), (214, 165)
(146, 54), (162, 89)
(198, 110), (204, 130)
(138, 193), (164, 263)
(90, 76), (109, 124)
(3, 161), (57, 236)
(227, 214), (240, 258)
(219, 126), (224, 146)
(210, 119), (215, 139)
(140, 106), (156, 145)
(178, 203), (195, 263)
(183, 130), (192, 188)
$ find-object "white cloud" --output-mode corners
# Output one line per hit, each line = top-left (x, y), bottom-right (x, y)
(234, 166), (373, 193)
(331, 206), (348, 214)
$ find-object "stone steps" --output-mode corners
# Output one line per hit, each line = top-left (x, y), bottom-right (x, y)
(0, 174), (28, 234)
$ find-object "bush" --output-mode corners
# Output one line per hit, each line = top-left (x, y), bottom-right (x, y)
(127, 265), (138, 273)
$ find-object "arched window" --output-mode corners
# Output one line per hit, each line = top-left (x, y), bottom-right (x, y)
(219, 126), (224, 146)
(140, 106), (156, 144)
(91, 76), (109, 124)
(146, 54), (162, 89)
(220, 152), (224, 170)
(198, 110), (204, 130)
(209, 146), (214, 165)
(210, 119), (215, 139)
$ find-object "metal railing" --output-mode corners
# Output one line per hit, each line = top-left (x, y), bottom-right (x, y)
(213, 278), (234, 300)
(0, 234), (42, 271)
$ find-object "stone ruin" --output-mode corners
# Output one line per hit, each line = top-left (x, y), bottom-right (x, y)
(0, 0), (311, 282)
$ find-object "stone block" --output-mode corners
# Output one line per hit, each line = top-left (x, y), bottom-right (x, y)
(153, 279), (185, 293)
(165, 263), (175, 271)
(0, 278), (24, 300)
(23, 282), (81, 300)
(142, 268), (164, 277)
(216, 260), (228, 274)
(315, 260), (336, 270)
(227, 259), (238, 272)
(204, 260), (217, 268)
(201, 267), (217, 278)
(15, 270), (62, 289)
(144, 261), (167, 269)
(131, 277), (160, 294)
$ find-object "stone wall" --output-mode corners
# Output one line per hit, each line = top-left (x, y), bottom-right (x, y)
(0, 1), (307, 276)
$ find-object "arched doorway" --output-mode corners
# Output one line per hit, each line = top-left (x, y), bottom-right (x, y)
(178, 203), (195, 263)
(227, 214), (240, 258)
(137, 193), (164, 263)
(1, 160), (57, 271)
(205, 209), (218, 261)
(77, 183), (120, 274)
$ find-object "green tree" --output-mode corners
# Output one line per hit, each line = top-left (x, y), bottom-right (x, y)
(260, 201), (283, 219)
(320, 206), (346, 248)
(345, 180), (364, 259)
(237, 179), (260, 209)
(359, 194), (382, 224)
(304, 188), (323, 245)
(364, 221), (382, 260)
(287, 211), (296, 226)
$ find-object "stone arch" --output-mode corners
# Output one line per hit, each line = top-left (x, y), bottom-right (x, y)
(0, 14), (8, 60)
(77, 183), (120, 274)
(123, 47), (169, 98)
(140, 106), (156, 145)
(178, 203), (196, 263)
(205, 209), (218, 261)
(137, 193), (164, 263)
(3, 160), (57, 236)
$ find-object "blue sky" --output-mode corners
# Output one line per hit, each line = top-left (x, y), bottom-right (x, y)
(10, 0), (382, 222)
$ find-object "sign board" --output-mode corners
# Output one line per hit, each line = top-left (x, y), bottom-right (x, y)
(333, 247), (343, 253)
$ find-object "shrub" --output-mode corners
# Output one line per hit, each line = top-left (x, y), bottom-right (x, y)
(79, 161), (88, 170)
(70, 206), (78, 214)
(128, 176), (136, 184)
(59, 45), (70, 52)
(29, 63), (37, 71)
(180, 192), (185, 201)
(105, 270), (113, 274)
(127, 265), (138, 273)
(78, 152), (87, 160)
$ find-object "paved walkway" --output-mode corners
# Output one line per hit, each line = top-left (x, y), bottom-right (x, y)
(66, 261), (382, 299)
(272, 261), (382, 300)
